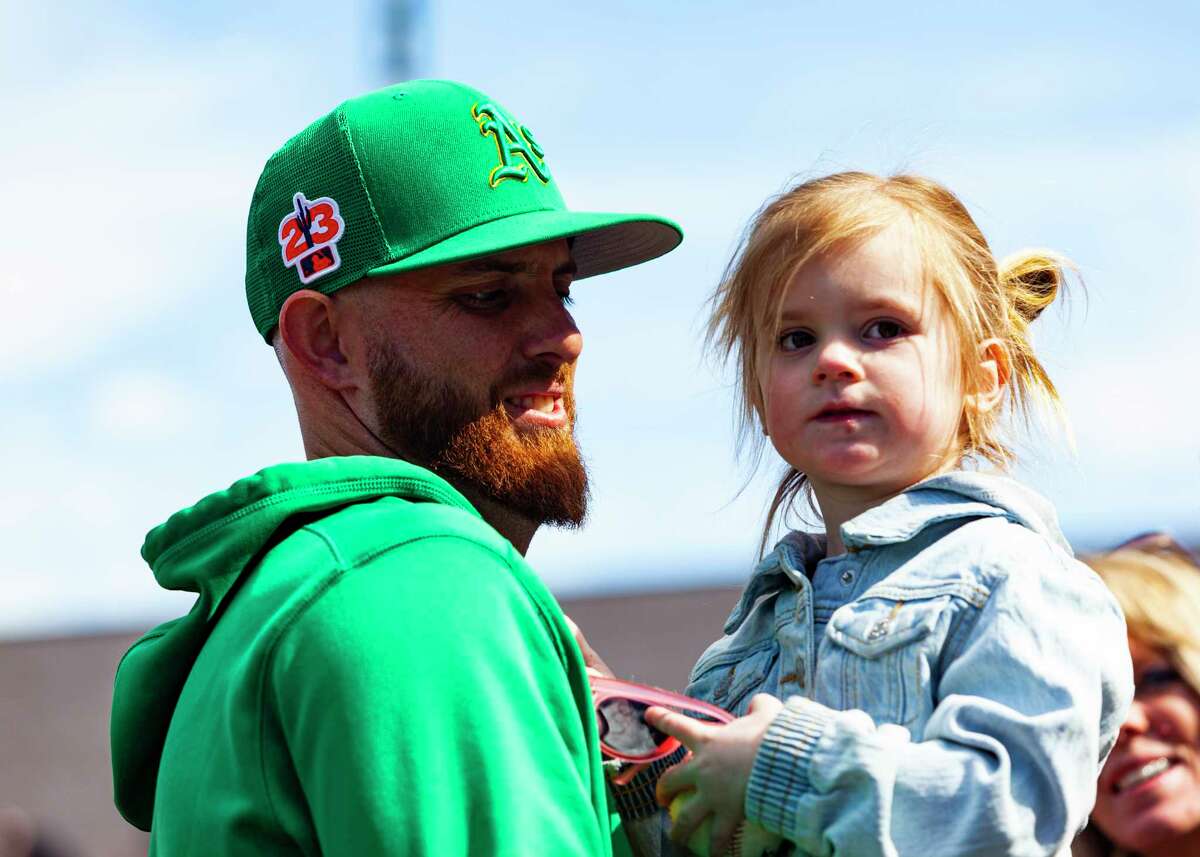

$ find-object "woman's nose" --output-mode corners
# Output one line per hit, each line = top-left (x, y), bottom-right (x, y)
(1118, 698), (1152, 743)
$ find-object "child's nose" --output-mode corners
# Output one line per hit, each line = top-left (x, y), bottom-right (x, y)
(812, 340), (863, 383)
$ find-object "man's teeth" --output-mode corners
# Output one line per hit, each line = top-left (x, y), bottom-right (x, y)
(510, 395), (557, 414)
(1118, 757), (1171, 792)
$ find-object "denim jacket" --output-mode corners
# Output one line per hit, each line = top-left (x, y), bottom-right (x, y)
(685, 471), (1133, 857)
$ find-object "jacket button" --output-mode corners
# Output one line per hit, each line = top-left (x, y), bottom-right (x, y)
(840, 569), (854, 585)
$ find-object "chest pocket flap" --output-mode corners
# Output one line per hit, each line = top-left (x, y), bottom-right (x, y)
(826, 596), (939, 658)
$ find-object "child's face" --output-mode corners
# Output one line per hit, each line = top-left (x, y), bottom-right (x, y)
(763, 223), (964, 500)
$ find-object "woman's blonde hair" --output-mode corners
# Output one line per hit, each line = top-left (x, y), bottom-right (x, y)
(706, 171), (1072, 550)
(1083, 539), (1200, 695)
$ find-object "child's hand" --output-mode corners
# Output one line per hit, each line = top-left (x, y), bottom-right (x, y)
(563, 614), (614, 678)
(646, 694), (783, 856)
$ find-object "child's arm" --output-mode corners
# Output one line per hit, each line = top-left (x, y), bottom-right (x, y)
(654, 563), (1133, 857)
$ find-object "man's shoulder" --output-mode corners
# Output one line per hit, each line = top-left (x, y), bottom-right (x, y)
(304, 492), (519, 571)
(268, 497), (571, 680)
(276, 493), (561, 630)
(224, 490), (539, 660)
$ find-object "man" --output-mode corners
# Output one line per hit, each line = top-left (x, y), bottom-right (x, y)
(110, 80), (681, 856)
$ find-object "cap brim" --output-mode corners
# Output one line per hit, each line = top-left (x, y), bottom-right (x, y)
(365, 209), (682, 281)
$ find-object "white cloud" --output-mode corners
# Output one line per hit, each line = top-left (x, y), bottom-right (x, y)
(87, 369), (199, 440)
(1, 70), (256, 377)
(0, 3), (378, 381)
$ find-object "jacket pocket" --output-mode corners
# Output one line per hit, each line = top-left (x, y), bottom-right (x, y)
(822, 593), (956, 729)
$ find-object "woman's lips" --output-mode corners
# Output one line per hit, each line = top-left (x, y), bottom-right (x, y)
(1113, 756), (1175, 794)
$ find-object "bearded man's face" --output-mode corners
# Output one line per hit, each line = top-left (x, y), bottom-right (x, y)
(366, 325), (589, 528)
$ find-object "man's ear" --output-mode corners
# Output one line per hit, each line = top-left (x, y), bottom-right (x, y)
(967, 338), (1010, 415)
(277, 290), (357, 391)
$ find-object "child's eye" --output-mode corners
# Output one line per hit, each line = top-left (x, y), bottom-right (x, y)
(863, 320), (906, 340)
(1136, 666), (1184, 696)
(779, 330), (815, 352)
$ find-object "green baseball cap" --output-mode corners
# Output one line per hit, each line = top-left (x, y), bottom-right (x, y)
(245, 79), (683, 341)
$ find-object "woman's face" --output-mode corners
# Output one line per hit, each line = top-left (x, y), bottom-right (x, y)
(1092, 636), (1200, 853)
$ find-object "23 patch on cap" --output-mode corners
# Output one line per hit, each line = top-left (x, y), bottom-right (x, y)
(279, 192), (345, 284)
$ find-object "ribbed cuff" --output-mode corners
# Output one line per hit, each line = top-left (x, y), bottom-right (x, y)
(746, 698), (835, 835)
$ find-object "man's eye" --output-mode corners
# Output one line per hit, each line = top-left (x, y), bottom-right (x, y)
(456, 289), (510, 311)
(779, 330), (815, 352)
(864, 320), (905, 340)
(1136, 666), (1184, 695)
(558, 289), (575, 307)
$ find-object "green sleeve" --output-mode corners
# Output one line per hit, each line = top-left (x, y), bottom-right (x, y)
(609, 810), (635, 857)
(268, 536), (610, 856)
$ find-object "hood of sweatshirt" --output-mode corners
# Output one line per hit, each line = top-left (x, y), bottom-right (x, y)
(110, 456), (476, 829)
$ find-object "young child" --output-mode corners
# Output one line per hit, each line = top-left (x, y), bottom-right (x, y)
(645, 172), (1134, 857)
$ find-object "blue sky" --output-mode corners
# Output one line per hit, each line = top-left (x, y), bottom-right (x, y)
(3, 0), (1198, 637)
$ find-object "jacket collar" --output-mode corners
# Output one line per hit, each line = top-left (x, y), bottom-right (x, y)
(723, 470), (1067, 634)
(723, 531), (826, 634)
(841, 470), (1069, 552)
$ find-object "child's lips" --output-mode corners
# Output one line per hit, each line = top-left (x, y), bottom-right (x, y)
(812, 407), (875, 423)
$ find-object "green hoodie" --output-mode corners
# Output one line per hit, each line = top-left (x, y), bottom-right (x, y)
(111, 456), (624, 856)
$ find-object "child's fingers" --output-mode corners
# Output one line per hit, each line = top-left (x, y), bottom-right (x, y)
(666, 791), (710, 848)
(644, 705), (711, 747)
(655, 758), (697, 806)
(747, 693), (784, 717)
(709, 813), (742, 857)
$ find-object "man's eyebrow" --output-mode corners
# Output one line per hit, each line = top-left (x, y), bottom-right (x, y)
(456, 259), (525, 275)
(454, 258), (578, 277)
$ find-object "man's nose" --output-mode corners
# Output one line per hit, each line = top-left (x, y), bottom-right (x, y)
(812, 339), (863, 384)
(522, 299), (582, 367)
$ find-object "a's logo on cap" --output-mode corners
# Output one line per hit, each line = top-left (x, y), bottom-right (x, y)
(472, 102), (551, 188)
(278, 192), (345, 284)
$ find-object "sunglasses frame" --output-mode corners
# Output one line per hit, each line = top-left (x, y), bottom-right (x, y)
(589, 676), (734, 766)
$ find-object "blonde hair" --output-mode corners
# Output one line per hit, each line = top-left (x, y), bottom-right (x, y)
(706, 172), (1072, 550)
(1083, 541), (1200, 695)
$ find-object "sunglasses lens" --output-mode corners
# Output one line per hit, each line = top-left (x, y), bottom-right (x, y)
(597, 698), (670, 757)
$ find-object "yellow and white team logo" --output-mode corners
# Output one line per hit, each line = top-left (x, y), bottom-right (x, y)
(472, 102), (551, 188)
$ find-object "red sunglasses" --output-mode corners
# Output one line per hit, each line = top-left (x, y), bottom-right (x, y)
(590, 676), (733, 777)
